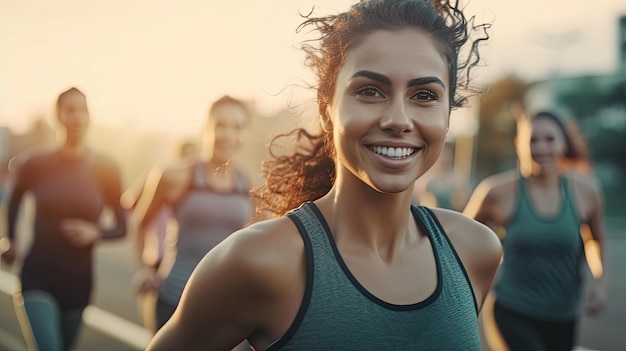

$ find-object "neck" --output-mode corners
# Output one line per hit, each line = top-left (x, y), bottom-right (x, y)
(317, 169), (416, 260)
(60, 140), (87, 158)
(527, 169), (560, 188)
(203, 157), (233, 177)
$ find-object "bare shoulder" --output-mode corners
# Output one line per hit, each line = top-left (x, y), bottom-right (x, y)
(430, 208), (501, 258)
(214, 215), (305, 267)
(429, 208), (502, 309)
(149, 215), (307, 349)
(464, 170), (519, 226)
(476, 170), (519, 196)
(563, 172), (603, 222)
(564, 172), (601, 196)
(467, 170), (519, 209)
(193, 214), (306, 297)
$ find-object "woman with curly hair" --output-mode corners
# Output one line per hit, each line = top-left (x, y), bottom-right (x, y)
(148, 1), (501, 350)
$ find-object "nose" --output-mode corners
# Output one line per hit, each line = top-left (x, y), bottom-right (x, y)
(217, 126), (240, 146)
(379, 99), (414, 135)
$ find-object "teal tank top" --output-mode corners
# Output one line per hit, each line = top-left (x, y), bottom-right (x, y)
(266, 203), (479, 350)
(494, 176), (584, 322)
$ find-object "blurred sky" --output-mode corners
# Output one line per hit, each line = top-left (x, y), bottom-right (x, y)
(1, 0), (626, 135)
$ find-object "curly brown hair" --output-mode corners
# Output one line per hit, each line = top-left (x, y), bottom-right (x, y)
(252, 0), (489, 219)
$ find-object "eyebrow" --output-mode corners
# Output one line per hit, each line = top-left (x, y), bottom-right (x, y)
(407, 76), (445, 89)
(350, 70), (445, 89)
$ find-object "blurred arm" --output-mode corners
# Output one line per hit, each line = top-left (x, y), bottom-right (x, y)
(463, 180), (497, 229)
(1, 158), (33, 264)
(132, 167), (169, 269)
(580, 179), (608, 316)
(6, 158), (33, 242)
(99, 160), (127, 240)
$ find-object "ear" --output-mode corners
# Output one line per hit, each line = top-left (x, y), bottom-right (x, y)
(320, 106), (333, 132)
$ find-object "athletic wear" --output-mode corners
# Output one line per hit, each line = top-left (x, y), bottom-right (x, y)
(267, 203), (479, 351)
(155, 294), (177, 331)
(157, 163), (253, 315)
(494, 176), (584, 322)
(21, 290), (84, 351)
(493, 302), (576, 351)
(7, 150), (126, 310)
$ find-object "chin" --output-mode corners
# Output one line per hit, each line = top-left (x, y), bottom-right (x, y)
(367, 177), (415, 195)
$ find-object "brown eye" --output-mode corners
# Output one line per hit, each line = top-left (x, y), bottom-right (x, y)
(411, 90), (438, 102)
(356, 86), (384, 98)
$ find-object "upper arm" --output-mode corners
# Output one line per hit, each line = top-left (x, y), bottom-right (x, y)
(583, 181), (606, 245)
(133, 167), (170, 232)
(435, 209), (502, 312)
(463, 180), (494, 226)
(148, 244), (251, 350)
(148, 217), (306, 351)
(148, 227), (279, 350)
(100, 159), (124, 214)
(93, 156), (127, 239)
(7, 157), (35, 239)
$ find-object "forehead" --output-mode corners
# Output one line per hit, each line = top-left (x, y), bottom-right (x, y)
(532, 117), (564, 135)
(338, 28), (449, 86)
(209, 103), (248, 123)
(59, 92), (86, 107)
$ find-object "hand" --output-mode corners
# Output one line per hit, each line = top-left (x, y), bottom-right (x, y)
(134, 266), (162, 294)
(584, 280), (607, 317)
(61, 219), (101, 247)
(1, 244), (17, 266)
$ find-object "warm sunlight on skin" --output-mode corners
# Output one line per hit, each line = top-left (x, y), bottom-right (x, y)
(581, 224), (604, 278)
(0, 237), (9, 254)
(482, 293), (509, 351)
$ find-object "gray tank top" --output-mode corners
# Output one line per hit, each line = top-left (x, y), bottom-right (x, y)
(159, 163), (253, 305)
(266, 203), (479, 350)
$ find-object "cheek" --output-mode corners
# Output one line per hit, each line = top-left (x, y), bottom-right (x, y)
(555, 140), (568, 155)
(420, 114), (449, 142)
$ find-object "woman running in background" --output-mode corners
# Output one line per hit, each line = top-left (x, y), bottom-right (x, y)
(133, 95), (254, 332)
(464, 110), (607, 351)
(1, 87), (127, 351)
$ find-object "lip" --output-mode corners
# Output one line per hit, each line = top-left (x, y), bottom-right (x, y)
(366, 141), (420, 148)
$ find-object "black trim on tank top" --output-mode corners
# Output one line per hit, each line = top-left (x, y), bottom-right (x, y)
(418, 206), (479, 315)
(264, 210), (315, 351)
(307, 202), (443, 311)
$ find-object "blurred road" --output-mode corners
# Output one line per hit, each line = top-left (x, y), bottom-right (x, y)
(1, 217), (625, 351)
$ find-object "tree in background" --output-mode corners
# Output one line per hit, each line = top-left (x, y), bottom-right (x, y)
(473, 75), (530, 183)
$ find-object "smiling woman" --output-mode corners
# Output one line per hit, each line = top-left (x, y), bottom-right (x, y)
(464, 110), (608, 350)
(146, 1), (501, 350)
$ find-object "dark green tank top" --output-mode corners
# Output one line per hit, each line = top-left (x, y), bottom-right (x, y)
(266, 203), (479, 351)
(494, 176), (584, 322)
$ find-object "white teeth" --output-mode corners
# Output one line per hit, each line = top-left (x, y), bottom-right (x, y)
(370, 146), (416, 158)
